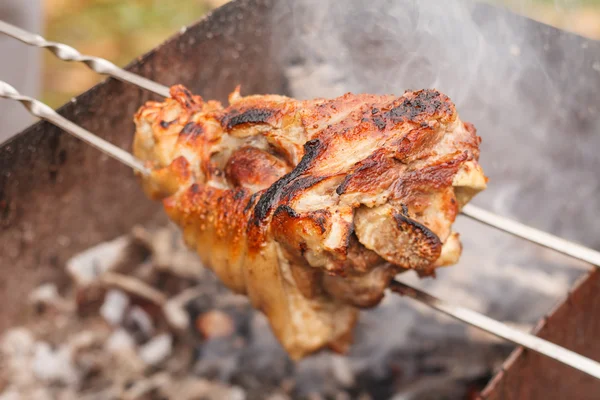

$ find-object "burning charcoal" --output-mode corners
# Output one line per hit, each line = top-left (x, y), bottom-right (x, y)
(104, 329), (145, 380)
(162, 286), (204, 332)
(138, 333), (173, 366)
(99, 272), (167, 306)
(66, 236), (132, 286)
(131, 225), (205, 280)
(28, 283), (73, 314)
(99, 289), (130, 326)
(68, 331), (108, 387)
(125, 306), (155, 341)
(195, 310), (235, 340)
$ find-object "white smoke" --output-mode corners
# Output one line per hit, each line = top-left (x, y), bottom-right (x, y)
(267, 0), (599, 388)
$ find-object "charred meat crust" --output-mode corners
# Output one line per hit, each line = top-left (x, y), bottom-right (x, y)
(273, 204), (299, 218)
(180, 121), (204, 136)
(250, 139), (323, 226)
(160, 119), (177, 128)
(385, 89), (453, 123)
(393, 213), (442, 265)
(220, 108), (275, 130)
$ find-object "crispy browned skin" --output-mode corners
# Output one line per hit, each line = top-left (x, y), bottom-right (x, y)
(133, 85), (487, 360)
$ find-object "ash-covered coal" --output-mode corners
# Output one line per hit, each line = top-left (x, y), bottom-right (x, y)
(1, 225), (512, 400)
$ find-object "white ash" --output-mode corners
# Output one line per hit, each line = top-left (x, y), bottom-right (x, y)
(138, 333), (173, 366)
(2, 224), (514, 398)
(66, 235), (131, 286)
(105, 328), (136, 353)
(32, 342), (81, 386)
(99, 289), (130, 326)
(28, 283), (58, 306)
(104, 330), (146, 380)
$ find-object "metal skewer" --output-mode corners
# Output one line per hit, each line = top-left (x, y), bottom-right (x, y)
(3, 21), (599, 269)
(461, 204), (600, 267)
(0, 20), (170, 98)
(390, 279), (600, 380)
(0, 81), (150, 175)
(2, 82), (600, 382)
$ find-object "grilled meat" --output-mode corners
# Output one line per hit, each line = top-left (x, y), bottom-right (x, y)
(133, 85), (487, 359)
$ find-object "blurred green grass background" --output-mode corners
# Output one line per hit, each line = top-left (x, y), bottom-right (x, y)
(42, 0), (600, 108)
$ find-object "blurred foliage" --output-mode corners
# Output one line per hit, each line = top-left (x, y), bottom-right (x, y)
(42, 0), (600, 108)
(42, 0), (223, 106)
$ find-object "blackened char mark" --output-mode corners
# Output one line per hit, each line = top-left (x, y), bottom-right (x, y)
(385, 90), (449, 123)
(401, 203), (409, 215)
(250, 139), (323, 226)
(281, 176), (324, 202)
(244, 191), (261, 213)
(393, 212), (441, 247)
(273, 204), (299, 218)
(369, 107), (386, 130)
(180, 122), (204, 136)
(180, 87), (196, 109)
(233, 188), (247, 200)
(373, 116), (386, 130)
(311, 210), (328, 234)
(221, 108), (274, 130)
(160, 119), (177, 128)
(336, 175), (351, 196)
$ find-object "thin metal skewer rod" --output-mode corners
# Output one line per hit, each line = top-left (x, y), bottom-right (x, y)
(3, 20), (599, 268)
(0, 81), (150, 176)
(390, 279), (600, 381)
(462, 204), (600, 267)
(0, 20), (170, 98)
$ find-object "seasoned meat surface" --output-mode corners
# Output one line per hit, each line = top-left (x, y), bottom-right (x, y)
(133, 85), (487, 359)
